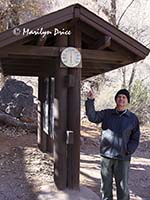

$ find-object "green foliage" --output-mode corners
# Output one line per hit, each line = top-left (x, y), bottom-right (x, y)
(130, 79), (148, 105)
(129, 79), (150, 125)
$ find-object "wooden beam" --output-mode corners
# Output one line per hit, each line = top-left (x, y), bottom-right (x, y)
(82, 72), (104, 78)
(83, 59), (122, 65)
(1, 69), (45, 76)
(82, 66), (113, 72)
(0, 45), (134, 64)
(37, 35), (47, 46)
(1, 58), (56, 76)
(0, 46), (60, 58)
(81, 33), (96, 46)
(97, 36), (111, 50)
(110, 40), (137, 58)
(1, 67), (55, 77)
(78, 21), (102, 40)
(82, 49), (134, 63)
(82, 35), (111, 50)
(1, 57), (57, 65)
(82, 62), (122, 78)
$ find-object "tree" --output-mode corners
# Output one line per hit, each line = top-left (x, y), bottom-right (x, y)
(0, 0), (45, 32)
(109, 0), (150, 92)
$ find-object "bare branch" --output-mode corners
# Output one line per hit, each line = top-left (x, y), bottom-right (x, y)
(141, 75), (150, 82)
(117, 0), (136, 27)
(121, 67), (126, 88)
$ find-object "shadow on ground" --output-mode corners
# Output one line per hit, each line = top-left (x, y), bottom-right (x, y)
(0, 134), (38, 200)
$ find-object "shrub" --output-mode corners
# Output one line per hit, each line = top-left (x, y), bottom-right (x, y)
(129, 80), (150, 125)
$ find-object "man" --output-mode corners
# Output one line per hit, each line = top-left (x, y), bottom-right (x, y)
(85, 89), (140, 200)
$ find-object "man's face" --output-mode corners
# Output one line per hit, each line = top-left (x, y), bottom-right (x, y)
(116, 94), (128, 108)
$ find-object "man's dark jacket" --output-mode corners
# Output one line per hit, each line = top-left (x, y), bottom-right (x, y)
(85, 99), (140, 161)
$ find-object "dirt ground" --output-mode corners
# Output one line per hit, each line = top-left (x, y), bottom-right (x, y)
(80, 120), (150, 200)
(0, 122), (150, 200)
(0, 126), (55, 200)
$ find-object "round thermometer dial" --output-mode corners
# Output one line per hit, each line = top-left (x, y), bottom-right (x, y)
(61, 47), (81, 67)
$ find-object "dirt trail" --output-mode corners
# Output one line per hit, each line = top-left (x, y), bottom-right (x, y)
(0, 128), (54, 200)
(0, 123), (150, 200)
(80, 121), (150, 200)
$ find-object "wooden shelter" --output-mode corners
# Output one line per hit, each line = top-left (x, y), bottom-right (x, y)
(0, 4), (149, 190)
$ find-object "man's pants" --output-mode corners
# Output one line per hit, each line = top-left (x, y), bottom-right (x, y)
(101, 156), (130, 200)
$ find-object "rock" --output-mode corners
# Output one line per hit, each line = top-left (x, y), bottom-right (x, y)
(0, 79), (37, 122)
(0, 79), (37, 130)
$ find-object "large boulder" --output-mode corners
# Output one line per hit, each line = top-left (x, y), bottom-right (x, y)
(0, 79), (37, 130)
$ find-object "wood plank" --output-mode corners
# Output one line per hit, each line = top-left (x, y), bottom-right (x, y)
(54, 35), (68, 190)
(54, 64), (68, 190)
(0, 46), (134, 64)
(78, 21), (102, 40)
(1, 69), (49, 76)
(81, 33), (96, 47)
(0, 46), (59, 58)
(1, 57), (56, 64)
(97, 36), (111, 50)
(1, 53), (128, 78)
(2, 67), (55, 73)
(82, 66), (113, 71)
(36, 34), (54, 154)
(47, 77), (55, 153)
(82, 35), (111, 50)
(82, 63), (121, 78)
(37, 77), (48, 152)
(37, 35), (47, 46)
(84, 65), (121, 73)
(2, 69), (55, 77)
(67, 22), (81, 189)
(0, 12), (73, 48)
(83, 59), (122, 65)
(109, 40), (136, 58)
(82, 49), (134, 63)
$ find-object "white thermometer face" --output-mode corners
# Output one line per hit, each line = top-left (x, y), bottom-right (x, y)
(61, 47), (81, 67)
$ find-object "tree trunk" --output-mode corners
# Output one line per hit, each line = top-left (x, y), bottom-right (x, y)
(122, 67), (126, 88)
(128, 63), (136, 92)
(110, 0), (117, 26)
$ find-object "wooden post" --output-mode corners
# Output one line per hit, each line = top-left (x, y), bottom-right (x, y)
(67, 21), (81, 189)
(47, 77), (55, 153)
(37, 76), (48, 152)
(54, 35), (68, 190)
